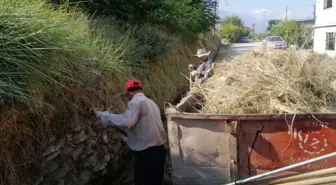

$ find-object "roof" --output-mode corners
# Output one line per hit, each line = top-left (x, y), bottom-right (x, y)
(293, 18), (314, 22)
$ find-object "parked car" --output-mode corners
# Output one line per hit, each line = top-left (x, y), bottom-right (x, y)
(239, 37), (249, 43)
(262, 36), (288, 49)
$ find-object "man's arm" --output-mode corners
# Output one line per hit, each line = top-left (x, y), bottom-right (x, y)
(96, 100), (140, 129)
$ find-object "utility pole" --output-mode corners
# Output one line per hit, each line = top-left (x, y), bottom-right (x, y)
(252, 23), (255, 34)
(285, 5), (288, 21)
(314, 4), (316, 23)
(260, 9), (268, 32)
(212, 0), (219, 35)
(216, 0), (219, 33)
(309, 4), (316, 24)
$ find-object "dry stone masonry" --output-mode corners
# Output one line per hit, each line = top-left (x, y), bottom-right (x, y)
(33, 121), (126, 185)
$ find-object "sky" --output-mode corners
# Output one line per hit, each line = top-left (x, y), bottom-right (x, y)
(218, 0), (316, 33)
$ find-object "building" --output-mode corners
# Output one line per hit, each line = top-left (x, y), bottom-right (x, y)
(295, 19), (315, 27)
(314, 0), (336, 56)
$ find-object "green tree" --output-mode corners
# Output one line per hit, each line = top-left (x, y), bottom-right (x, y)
(267, 19), (282, 32)
(271, 21), (298, 42)
(249, 33), (267, 41)
(54, 0), (219, 37)
(161, 0), (219, 36)
(220, 23), (249, 42)
(220, 16), (249, 42)
(222, 16), (244, 27)
(270, 21), (313, 49)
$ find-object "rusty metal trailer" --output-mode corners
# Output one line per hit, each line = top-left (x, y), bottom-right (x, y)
(165, 103), (336, 185)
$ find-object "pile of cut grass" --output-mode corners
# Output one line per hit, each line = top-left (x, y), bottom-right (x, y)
(196, 50), (336, 114)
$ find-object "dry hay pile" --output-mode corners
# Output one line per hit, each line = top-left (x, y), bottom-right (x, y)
(195, 50), (336, 114)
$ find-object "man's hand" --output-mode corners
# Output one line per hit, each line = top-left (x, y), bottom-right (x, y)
(89, 107), (100, 117)
(188, 64), (195, 71)
(190, 70), (197, 77)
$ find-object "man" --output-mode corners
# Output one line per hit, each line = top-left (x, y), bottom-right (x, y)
(189, 48), (213, 84)
(90, 79), (167, 185)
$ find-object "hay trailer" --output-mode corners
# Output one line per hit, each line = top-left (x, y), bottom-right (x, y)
(165, 96), (336, 185)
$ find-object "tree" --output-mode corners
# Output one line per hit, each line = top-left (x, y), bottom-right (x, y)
(222, 16), (244, 27)
(270, 21), (313, 49)
(220, 16), (249, 42)
(220, 23), (249, 42)
(249, 33), (267, 41)
(53, 0), (218, 36)
(267, 19), (282, 32)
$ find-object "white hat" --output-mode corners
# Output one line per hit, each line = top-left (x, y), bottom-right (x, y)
(194, 48), (211, 58)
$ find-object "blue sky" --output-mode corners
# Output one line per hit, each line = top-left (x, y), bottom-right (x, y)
(218, 0), (316, 32)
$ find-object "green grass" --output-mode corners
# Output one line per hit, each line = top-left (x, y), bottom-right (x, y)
(0, 0), (149, 104)
(0, 0), (180, 184)
(0, 0), (221, 184)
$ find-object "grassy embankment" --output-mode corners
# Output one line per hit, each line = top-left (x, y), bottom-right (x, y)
(0, 0), (220, 184)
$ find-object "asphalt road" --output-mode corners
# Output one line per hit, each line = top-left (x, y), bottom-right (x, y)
(215, 42), (262, 62)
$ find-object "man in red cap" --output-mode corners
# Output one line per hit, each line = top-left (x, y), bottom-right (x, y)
(90, 79), (167, 185)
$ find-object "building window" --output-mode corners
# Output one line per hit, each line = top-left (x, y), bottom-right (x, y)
(324, 0), (333, 9)
(326, 32), (336, 51)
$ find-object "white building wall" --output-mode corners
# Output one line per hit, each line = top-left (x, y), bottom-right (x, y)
(315, 0), (336, 26)
(313, 0), (336, 56)
(314, 26), (336, 57)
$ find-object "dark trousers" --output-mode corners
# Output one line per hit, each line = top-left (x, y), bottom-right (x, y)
(134, 145), (166, 185)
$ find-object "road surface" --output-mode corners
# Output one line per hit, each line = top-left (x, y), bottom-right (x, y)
(215, 42), (261, 62)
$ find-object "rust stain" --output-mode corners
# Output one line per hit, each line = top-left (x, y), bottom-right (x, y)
(248, 122), (264, 176)
(238, 118), (336, 178)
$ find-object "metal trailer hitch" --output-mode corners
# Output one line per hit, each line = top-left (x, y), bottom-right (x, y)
(223, 152), (336, 185)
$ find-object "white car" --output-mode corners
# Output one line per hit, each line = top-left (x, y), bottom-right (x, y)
(262, 36), (288, 49)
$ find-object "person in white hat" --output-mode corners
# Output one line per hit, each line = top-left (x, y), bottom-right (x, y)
(189, 48), (213, 84)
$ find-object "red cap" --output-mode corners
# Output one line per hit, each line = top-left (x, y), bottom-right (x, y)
(125, 79), (143, 92)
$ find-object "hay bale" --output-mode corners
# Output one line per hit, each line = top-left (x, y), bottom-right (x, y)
(195, 50), (336, 114)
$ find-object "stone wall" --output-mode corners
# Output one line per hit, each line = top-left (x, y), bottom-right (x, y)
(33, 122), (126, 185)
(30, 33), (222, 185)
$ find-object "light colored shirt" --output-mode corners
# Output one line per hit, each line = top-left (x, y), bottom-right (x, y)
(96, 93), (167, 151)
(196, 57), (212, 77)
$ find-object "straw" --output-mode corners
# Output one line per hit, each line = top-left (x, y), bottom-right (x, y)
(194, 49), (336, 114)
